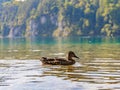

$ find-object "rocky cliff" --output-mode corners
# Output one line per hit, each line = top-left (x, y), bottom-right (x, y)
(0, 0), (120, 38)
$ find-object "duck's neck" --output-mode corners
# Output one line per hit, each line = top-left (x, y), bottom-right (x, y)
(67, 55), (73, 60)
(68, 57), (72, 60)
(68, 57), (75, 64)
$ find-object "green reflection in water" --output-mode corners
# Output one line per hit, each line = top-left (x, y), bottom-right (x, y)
(0, 36), (120, 90)
(0, 37), (120, 60)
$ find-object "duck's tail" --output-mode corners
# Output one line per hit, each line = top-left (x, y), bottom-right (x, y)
(40, 57), (47, 61)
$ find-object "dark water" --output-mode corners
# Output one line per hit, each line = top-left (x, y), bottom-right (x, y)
(0, 37), (120, 90)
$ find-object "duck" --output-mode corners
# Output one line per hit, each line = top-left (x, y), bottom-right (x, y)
(40, 51), (79, 65)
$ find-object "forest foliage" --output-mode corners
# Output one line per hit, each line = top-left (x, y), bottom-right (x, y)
(0, 0), (120, 37)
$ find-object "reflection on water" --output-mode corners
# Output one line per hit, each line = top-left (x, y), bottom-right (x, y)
(0, 59), (120, 90)
(0, 37), (120, 90)
(0, 37), (120, 60)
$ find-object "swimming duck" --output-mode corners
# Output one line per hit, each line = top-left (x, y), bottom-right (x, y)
(40, 51), (79, 65)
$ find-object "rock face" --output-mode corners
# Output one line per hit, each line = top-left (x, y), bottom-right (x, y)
(1, 14), (58, 38)
(2, 25), (25, 38)
(26, 14), (58, 37)
(0, 0), (120, 38)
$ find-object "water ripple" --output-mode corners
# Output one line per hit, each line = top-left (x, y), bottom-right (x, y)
(0, 59), (120, 90)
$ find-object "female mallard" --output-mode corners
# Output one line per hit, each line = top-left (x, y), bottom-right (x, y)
(40, 51), (79, 65)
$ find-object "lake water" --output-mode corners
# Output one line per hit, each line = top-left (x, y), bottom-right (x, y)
(0, 37), (120, 90)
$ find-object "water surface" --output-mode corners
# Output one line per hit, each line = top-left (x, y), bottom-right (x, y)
(0, 37), (120, 90)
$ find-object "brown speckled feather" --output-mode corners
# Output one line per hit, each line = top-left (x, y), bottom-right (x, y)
(41, 57), (75, 65)
(40, 51), (79, 65)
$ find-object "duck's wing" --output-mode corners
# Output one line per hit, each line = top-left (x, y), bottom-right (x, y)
(41, 57), (67, 65)
(46, 58), (67, 65)
(55, 58), (75, 65)
(40, 57), (74, 65)
(40, 57), (59, 65)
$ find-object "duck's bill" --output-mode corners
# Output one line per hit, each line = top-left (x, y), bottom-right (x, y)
(74, 55), (79, 59)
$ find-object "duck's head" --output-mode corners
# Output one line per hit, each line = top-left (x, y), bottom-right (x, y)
(68, 51), (79, 59)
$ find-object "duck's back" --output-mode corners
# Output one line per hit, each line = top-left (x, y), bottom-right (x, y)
(40, 57), (75, 65)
